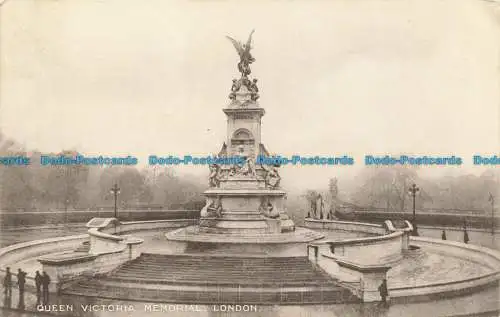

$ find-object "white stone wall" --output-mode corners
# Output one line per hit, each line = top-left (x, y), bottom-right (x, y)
(0, 220), (192, 291)
(305, 219), (386, 235)
(327, 232), (404, 265)
(0, 235), (87, 267)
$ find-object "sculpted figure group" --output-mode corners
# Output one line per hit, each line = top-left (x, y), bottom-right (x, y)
(208, 163), (221, 188)
(259, 197), (279, 219)
(261, 164), (281, 189)
(307, 178), (339, 220)
(227, 31), (260, 104)
(228, 77), (259, 103)
(201, 197), (223, 218)
(208, 154), (281, 190)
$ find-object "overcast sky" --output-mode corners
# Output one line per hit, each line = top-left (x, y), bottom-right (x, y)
(0, 0), (499, 190)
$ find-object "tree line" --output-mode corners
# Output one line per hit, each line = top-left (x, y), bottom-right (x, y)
(304, 165), (498, 214)
(0, 132), (205, 212)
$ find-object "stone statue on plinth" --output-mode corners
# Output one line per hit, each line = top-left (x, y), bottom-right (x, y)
(208, 163), (221, 188)
(226, 30), (255, 78)
(261, 164), (281, 189)
(229, 79), (241, 100)
(309, 196), (317, 218)
(317, 194), (324, 219)
(239, 156), (257, 177)
(306, 191), (323, 219)
(259, 197), (279, 219)
(249, 79), (259, 101)
(164, 31), (324, 250)
(226, 31), (261, 105)
(329, 178), (338, 198)
(327, 178), (339, 219)
(201, 197), (223, 218)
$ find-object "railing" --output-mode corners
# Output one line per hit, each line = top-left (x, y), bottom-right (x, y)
(0, 233), (87, 290)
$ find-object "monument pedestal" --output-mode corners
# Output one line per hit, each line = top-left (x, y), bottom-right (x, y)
(166, 184), (324, 256)
(200, 188), (290, 234)
(165, 226), (324, 256)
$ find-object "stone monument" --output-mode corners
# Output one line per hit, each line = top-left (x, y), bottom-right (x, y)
(166, 32), (323, 255)
(200, 30), (294, 234)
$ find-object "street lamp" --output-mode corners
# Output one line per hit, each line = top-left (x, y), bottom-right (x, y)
(64, 199), (70, 226)
(489, 192), (495, 237)
(408, 183), (420, 236)
(110, 183), (121, 220)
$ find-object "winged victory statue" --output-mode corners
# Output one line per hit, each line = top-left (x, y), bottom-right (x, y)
(226, 30), (256, 78)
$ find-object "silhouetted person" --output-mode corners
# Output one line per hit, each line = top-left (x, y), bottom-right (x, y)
(463, 221), (470, 244)
(441, 230), (447, 240)
(3, 267), (12, 297)
(3, 289), (11, 309)
(17, 269), (26, 309)
(35, 271), (43, 305)
(42, 271), (51, 305)
(378, 278), (389, 306)
(17, 269), (26, 294)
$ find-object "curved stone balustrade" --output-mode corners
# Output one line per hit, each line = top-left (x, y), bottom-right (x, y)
(0, 219), (196, 293)
(0, 234), (87, 267)
(87, 227), (139, 256)
(411, 237), (500, 270)
(2, 218), (498, 305)
(37, 218), (145, 292)
(88, 227), (124, 241)
(307, 219), (410, 266)
(305, 218), (387, 235)
(86, 217), (120, 228)
(306, 219), (500, 303)
(322, 231), (404, 264)
(388, 236), (500, 301)
(305, 219), (412, 302)
(0, 234), (88, 292)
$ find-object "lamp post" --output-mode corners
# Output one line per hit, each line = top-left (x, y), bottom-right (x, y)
(408, 183), (420, 236)
(64, 199), (70, 226)
(110, 183), (120, 220)
(489, 192), (495, 237)
(463, 220), (469, 244)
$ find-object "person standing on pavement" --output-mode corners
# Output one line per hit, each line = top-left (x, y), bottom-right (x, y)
(35, 271), (43, 305)
(3, 267), (12, 297)
(42, 271), (51, 305)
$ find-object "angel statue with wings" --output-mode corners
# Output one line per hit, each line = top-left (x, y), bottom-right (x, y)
(226, 30), (256, 77)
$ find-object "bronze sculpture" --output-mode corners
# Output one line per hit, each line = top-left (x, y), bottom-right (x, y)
(226, 30), (256, 78)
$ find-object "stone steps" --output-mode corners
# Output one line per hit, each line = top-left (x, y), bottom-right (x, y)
(137, 253), (312, 263)
(64, 253), (359, 304)
(66, 279), (358, 304)
(110, 271), (327, 280)
(104, 275), (334, 287)
(116, 254), (327, 283)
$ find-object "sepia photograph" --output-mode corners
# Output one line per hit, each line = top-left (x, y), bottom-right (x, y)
(0, 0), (499, 316)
